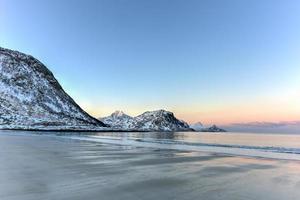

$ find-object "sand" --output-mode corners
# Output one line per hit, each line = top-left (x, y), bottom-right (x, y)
(1, 132), (300, 200)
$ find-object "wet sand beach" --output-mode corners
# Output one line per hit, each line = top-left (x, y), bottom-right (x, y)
(1, 132), (300, 200)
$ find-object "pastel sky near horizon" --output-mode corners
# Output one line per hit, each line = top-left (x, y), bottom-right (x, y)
(1, 0), (300, 125)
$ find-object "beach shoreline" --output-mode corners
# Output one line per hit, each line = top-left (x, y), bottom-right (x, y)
(1, 132), (300, 200)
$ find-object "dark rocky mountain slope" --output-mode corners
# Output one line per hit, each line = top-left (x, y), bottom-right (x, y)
(0, 47), (107, 130)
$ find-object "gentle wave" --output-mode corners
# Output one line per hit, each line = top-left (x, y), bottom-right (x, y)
(133, 138), (300, 154)
(63, 135), (300, 161)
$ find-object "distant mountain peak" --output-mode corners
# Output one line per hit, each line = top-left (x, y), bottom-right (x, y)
(201, 125), (226, 132)
(110, 110), (130, 118)
(189, 121), (226, 132)
(100, 111), (134, 129)
(190, 122), (204, 131)
(101, 109), (192, 131)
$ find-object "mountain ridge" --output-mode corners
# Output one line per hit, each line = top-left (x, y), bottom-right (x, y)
(100, 109), (192, 131)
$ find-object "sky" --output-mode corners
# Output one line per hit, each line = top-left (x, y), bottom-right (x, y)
(1, 0), (300, 126)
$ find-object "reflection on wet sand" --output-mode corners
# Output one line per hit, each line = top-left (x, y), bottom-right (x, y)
(1, 133), (300, 200)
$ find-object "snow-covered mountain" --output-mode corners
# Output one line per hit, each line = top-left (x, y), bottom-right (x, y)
(133, 110), (191, 131)
(0, 47), (107, 130)
(100, 111), (135, 129)
(189, 122), (204, 131)
(200, 125), (226, 132)
(189, 121), (226, 132)
(100, 109), (192, 131)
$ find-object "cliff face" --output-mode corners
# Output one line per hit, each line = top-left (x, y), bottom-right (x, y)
(0, 47), (106, 130)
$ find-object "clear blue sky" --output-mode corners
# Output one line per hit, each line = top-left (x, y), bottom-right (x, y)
(1, 0), (300, 124)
